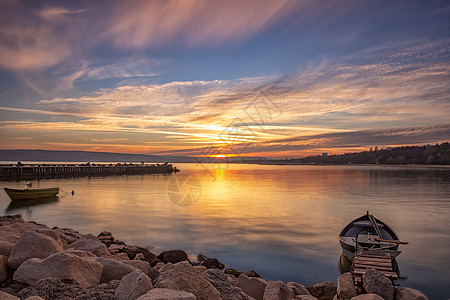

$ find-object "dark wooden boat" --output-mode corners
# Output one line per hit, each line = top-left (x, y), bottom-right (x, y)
(4, 187), (59, 200)
(339, 211), (405, 261)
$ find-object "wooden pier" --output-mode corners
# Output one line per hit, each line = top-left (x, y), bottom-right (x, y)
(0, 163), (179, 181)
(352, 250), (398, 286)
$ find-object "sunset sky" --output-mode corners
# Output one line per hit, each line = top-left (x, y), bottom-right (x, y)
(0, 0), (449, 157)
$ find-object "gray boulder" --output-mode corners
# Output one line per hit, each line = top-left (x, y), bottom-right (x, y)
(350, 295), (384, 300)
(337, 272), (356, 300)
(203, 268), (249, 300)
(362, 269), (394, 300)
(34, 226), (65, 248)
(194, 265), (207, 273)
(115, 270), (153, 300)
(225, 268), (243, 278)
(238, 274), (268, 300)
(296, 296), (318, 300)
(54, 227), (83, 245)
(0, 221), (35, 244)
(263, 281), (293, 300)
(64, 249), (97, 258)
(0, 241), (14, 256)
(136, 288), (196, 300)
(0, 291), (19, 299)
(8, 231), (64, 269)
(394, 287), (429, 300)
(17, 277), (119, 299)
(149, 262), (165, 281)
(157, 250), (189, 264)
(71, 234), (110, 257)
(288, 282), (311, 297)
(306, 281), (337, 300)
(123, 259), (150, 275)
(0, 255), (8, 283)
(95, 257), (136, 283)
(155, 261), (221, 300)
(13, 252), (103, 288)
(202, 257), (225, 270)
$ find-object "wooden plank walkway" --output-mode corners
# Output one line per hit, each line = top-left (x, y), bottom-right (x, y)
(352, 251), (398, 286)
(0, 163), (179, 180)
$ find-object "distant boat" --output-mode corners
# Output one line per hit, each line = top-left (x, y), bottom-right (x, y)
(339, 211), (407, 261)
(4, 187), (59, 200)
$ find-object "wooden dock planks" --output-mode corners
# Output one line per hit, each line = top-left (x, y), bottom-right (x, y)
(0, 163), (179, 180)
(352, 252), (398, 286)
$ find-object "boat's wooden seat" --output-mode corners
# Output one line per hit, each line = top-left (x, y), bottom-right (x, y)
(340, 236), (356, 244)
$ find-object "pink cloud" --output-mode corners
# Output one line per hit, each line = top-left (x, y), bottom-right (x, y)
(105, 0), (295, 49)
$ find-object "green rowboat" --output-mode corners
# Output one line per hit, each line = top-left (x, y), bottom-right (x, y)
(4, 187), (59, 200)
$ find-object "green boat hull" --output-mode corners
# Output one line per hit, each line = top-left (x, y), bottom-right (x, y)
(4, 187), (59, 200)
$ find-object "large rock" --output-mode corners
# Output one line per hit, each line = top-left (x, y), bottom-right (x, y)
(0, 255), (8, 283)
(306, 281), (337, 300)
(225, 268), (243, 278)
(0, 241), (14, 256)
(394, 287), (429, 300)
(263, 281), (293, 300)
(350, 295), (384, 300)
(296, 296), (318, 300)
(337, 272), (356, 300)
(16, 277), (119, 299)
(203, 268), (249, 300)
(157, 250), (189, 264)
(0, 222), (35, 244)
(149, 262), (165, 281)
(13, 252), (103, 288)
(8, 231), (64, 269)
(122, 246), (157, 263)
(362, 269), (394, 300)
(71, 234), (110, 257)
(194, 265), (207, 273)
(64, 249), (97, 258)
(243, 270), (262, 278)
(124, 259), (150, 275)
(54, 227), (83, 245)
(33, 226), (65, 248)
(115, 270), (153, 300)
(238, 274), (268, 300)
(16, 278), (83, 299)
(288, 282), (311, 297)
(0, 291), (19, 299)
(155, 261), (221, 300)
(95, 257), (136, 283)
(202, 257), (225, 270)
(136, 288), (196, 300)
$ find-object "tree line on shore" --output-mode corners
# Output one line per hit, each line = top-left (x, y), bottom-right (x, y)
(263, 142), (450, 165)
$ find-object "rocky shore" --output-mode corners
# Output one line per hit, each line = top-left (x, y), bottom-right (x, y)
(0, 215), (428, 300)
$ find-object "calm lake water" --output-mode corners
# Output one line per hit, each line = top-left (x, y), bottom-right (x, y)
(1, 163), (449, 299)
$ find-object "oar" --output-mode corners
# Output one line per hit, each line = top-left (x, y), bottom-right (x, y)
(375, 238), (409, 245)
(367, 212), (383, 239)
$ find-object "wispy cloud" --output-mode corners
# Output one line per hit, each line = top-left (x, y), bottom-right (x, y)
(104, 0), (296, 49)
(81, 56), (162, 80)
(0, 2), (85, 72)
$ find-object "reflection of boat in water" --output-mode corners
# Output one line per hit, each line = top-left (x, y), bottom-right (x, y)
(339, 211), (406, 261)
(4, 187), (59, 200)
(5, 196), (59, 212)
